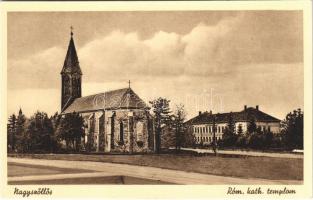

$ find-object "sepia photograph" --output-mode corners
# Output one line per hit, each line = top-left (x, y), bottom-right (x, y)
(1, 1), (312, 198)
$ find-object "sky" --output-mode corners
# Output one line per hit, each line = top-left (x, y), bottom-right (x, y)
(7, 11), (303, 120)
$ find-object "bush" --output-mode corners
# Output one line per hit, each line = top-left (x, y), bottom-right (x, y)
(236, 134), (247, 147)
(247, 132), (264, 149)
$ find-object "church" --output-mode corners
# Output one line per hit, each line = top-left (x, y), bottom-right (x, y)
(60, 30), (155, 153)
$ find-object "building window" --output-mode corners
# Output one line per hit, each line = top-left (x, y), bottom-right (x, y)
(119, 122), (124, 144)
(136, 121), (144, 141)
(268, 126), (271, 132)
(218, 126), (220, 133)
(110, 115), (115, 149)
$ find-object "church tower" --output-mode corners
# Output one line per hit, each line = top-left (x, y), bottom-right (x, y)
(60, 28), (82, 112)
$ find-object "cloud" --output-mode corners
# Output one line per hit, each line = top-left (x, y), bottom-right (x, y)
(7, 12), (303, 119)
(8, 46), (64, 89)
(8, 12), (302, 90)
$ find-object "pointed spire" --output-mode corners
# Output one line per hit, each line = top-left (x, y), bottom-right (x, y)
(60, 27), (82, 75)
(70, 26), (74, 37)
(18, 107), (22, 115)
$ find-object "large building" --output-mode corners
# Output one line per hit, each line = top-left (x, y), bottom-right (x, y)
(185, 106), (281, 145)
(60, 30), (154, 153)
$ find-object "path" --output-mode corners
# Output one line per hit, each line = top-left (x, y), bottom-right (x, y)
(178, 148), (303, 159)
(8, 157), (302, 185)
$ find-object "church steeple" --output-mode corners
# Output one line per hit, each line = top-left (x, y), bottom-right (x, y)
(61, 27), (82, 112)
(61, 27), (82, 75)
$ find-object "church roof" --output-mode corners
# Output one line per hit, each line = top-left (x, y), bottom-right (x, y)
(185, 107), (280, 125)
(62, 88), (149, 114)
(60, 35), (82, 75)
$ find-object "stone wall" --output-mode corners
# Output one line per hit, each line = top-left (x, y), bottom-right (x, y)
(104, 109), (154, 153)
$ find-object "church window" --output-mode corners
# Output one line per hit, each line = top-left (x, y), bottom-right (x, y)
(110, 113), (115, 149)
(119, 122), (124, 144)
(136, 121), (144, 141)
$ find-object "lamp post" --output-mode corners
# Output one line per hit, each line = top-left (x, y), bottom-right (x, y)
(212, 115), (217, 156)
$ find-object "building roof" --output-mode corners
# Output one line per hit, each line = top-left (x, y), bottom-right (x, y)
(185, 107), (280, 125)
(60, 35), (82, 75)
(62, 88), (149, 114)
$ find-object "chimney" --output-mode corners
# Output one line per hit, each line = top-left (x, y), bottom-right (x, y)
(209, 110), (212, 115)
(199, 111), (202, 116)
(244, 105), (247, 111)
(256, 105), (259, 110)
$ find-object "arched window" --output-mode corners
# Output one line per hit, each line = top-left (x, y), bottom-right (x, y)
(136, 121), (144, 141)
(119, 121), (124, 144)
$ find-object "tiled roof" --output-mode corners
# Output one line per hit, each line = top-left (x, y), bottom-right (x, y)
(60, 36), (82, 75)
(62, 88), (148, 114)
(185, 107), (280, 125)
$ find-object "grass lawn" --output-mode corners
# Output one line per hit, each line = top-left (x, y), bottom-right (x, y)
(9, 153), (303, 181)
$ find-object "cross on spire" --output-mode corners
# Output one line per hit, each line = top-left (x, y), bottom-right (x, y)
(70, 26), (74, 37)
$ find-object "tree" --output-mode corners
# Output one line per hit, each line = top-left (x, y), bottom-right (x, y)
(50, 112), (62, 152)
(171, 104), (186, 152)
(15, 109), (27, 153)
(281, 108), (303, 149)
(7, 114), (17, 152)
(149, 97), (171, 153)
(26, 111), (54, 152)
(263, 130), (274, 148)
(56, 112), (85, 151)
(247, 116), (257, 134)
(220, 112), (237, 147)
(181, 126), (196, 148)
(237, 124), (243, 135)
(236, 124), (246, 148)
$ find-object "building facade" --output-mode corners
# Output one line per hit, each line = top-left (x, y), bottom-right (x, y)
(185, 106), (281, 145)
(60, 30), (154, 153)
